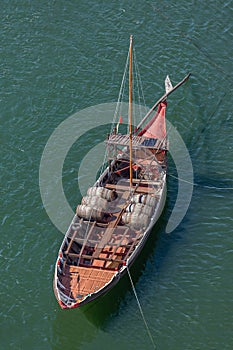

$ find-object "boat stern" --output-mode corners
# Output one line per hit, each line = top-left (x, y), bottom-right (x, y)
(54, 263), (118, 309)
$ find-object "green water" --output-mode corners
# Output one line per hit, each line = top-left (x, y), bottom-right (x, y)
(1, 1), (232, 349)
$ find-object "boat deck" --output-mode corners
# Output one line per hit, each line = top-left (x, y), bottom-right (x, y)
(106, 133), (168, 150)
(59, 265), (116, 301)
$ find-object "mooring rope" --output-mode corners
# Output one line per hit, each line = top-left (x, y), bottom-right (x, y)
(168, 173), (233, 190)
(126, 265), (157, 350)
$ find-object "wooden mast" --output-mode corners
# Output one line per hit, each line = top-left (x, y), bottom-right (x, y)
(129, 35), (133, 188)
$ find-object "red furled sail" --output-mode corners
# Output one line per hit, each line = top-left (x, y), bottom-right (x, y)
(138, 101), (167, 139)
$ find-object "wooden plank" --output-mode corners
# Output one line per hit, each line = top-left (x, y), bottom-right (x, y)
(92, 205), (129, 258)
(107, 133), (168, 150)
(132, 178), (162, 186)
(65, 230), (78, 255)
(74, 238), (100, 245)
(105, 183), (155, 193)
(91, 189), (132, 259)
(92, 228), (114, 258)
(105, 183), (130, 191)
(123, 236), (142, 261)
(65, 218), (84, 255)
(77, 221), (96, 260)
(67, 252), (125, 264)
(109, 228), (130, 259)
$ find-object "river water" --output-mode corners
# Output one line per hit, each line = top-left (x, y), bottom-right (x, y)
(1, 1), (232, 349)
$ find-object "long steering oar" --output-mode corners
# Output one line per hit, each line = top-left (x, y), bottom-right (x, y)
(134, 72), (191, 133)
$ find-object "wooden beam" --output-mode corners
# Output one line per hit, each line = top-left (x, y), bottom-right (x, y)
(123, 236), (142, 261)
(109, 228), (130, 259)
(105, 183), (155, 193)
(77, 221), (96, 261)
(67, 252), (125, 264)
(65, 230), (78, 255)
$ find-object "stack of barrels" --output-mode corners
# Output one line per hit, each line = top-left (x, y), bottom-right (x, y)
(122, 194), (158, 230)
(76, 187), (115, 221)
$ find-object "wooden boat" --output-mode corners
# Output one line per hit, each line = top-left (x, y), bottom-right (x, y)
(53, 36), (190, 309)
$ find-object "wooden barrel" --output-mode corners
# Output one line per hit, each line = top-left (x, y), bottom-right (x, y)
(133, 194), (157, 207)
(87, 186), (115, 201)
(122, 212), (149, 230)
(81, 195), (108, 209)
(76, 205), (104, 221)
(126, 203), (153, 217)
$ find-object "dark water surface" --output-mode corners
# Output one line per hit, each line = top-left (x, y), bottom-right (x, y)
(1, 1), (232, 349)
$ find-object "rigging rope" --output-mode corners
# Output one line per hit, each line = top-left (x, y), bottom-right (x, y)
(126, 266), (157, 350)
(133, 47), (147, 127)
(134, 47), (146, 112)
(111, 50), (129, 133)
